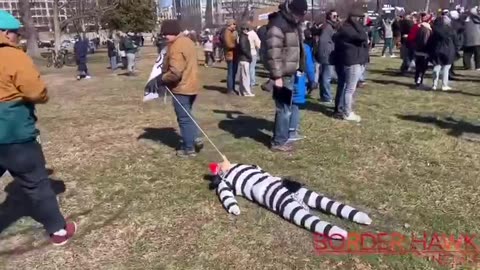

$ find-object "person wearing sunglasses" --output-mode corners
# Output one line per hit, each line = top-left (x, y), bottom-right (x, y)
(0, 10), (77, 245)
(315, 9), (339, 104)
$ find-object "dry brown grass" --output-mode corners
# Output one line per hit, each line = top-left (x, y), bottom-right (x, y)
(0, 46), (479, 270)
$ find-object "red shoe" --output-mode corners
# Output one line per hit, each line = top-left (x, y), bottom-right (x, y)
(50, 221), (77, 246)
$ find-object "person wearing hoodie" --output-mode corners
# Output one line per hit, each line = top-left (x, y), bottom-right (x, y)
(0, 10), (76, 245)
(409, 13), (433, 89)
(265, 0), (308, 152)
(382, 17), (396, 57)
(236, 23), (254, 97)
(289, 41), (316, 143)
(449, 10), (465, 79)
(332, 5), (369, 122)
(74, 35), (90, 80)
(428, 16), (456, 91)
(160, 20), (203, 157)
(463, 7), (480, 70)
(315, 9), (338, 103)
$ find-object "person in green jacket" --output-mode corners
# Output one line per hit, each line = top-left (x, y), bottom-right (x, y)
(0, 10), (76, 245)
(123, 32), (138, 76)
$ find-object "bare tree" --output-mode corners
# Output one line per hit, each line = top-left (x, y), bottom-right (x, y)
(51, 0), (119, 53)
(18, 0), (39, 57)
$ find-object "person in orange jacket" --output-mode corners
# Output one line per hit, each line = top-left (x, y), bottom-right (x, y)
(0, 10), (76, 245)
(223, 19), (238, 94)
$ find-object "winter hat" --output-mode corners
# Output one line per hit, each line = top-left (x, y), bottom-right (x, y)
(0, 10), (22, 30)
(450, 10), (459, 20)
(161, 20), (182, 36)
(349, 2), (367, 18)
(288, 0), (308, 16)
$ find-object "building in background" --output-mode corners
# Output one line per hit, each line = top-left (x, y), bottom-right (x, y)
(0, 0), (68, 32)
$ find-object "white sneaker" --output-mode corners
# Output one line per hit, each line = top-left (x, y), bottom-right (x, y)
(441, 86), (452, 91)
(244, 93), (255, 97)
(432, 85), (437, 91)
(344, 112), (361, 122)
(390, 54), (397, 58)
(143, 92), (160, 102)
(85, 75), (91, 79)
(381, 55), (386, 58)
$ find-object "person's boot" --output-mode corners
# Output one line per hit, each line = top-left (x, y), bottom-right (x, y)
(270, 143), (294, 152)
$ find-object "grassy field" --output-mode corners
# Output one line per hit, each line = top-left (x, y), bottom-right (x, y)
(0, 45), (479, 270)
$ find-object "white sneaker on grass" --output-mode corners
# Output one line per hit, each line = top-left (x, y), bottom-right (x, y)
(85, 75), (91, 79)
(244, 93), (255, 97)
(432, 85), (437, 91)
(390, 54), (397, 58)
(441, 86), (452, 91)
(344, 112), (361, 122)
(143, 92), (159, 102)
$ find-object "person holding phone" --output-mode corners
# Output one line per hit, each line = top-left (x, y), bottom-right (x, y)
(266, 0), (308, 153)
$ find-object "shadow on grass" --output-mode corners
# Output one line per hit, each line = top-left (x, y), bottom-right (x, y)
(213, 109), (272, 147)
(0, 178), (66, 236)
(370, 78), (414, 88)
(203, 85), (228, 94)
(397, 115), (480, 137)
(137, 127), (181, 150)
(304, 100), (335, 117)
(0, 187), (130, 257)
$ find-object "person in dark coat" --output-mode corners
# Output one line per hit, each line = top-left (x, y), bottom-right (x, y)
(106, 34), (117, 72)
(449, 10), (464, 78)
(236, 23), (254, 96)
(332, 4), (369, 122)
(315, 9), (338, 103)
(428, 16), (456, 91)
(74, 35), (90, 80)
(399, 15), (415, 74)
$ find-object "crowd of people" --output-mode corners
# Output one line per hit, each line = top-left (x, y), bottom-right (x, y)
(0, 0), (479, 247)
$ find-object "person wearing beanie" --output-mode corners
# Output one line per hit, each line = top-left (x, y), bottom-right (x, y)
(0, 10), (77, 245)
(331, 3), (369, 123)
(224, 19), (238, 94)
(428, 15), (456, 91)
(266, 0), (308, 153)
(160, 19), (202, 157)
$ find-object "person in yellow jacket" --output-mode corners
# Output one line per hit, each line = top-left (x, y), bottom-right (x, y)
(0, 10), (76, 245)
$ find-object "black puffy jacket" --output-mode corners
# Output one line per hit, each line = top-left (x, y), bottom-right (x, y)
(332, 17), (369, 66)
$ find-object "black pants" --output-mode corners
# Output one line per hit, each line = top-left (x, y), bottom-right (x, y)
(463, 46), (480, 70)
(0, 141), (65, 234)
(415, 55), (429, 86)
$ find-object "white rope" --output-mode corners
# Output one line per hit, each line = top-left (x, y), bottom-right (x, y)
(165, 86), (226, 159)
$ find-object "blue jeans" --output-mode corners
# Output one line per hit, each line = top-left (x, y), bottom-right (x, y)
(0, 141), (66, 235)
(272, 76), (294, 146)
(359, 65), (367, 82)
(320, 64), (333, 102)
(172, 94), (198, 152)
(289, 103), (301, 135)
(110, 56), (117, 71)
(343, 64), (363, 115)
(226, 60), (238, 92)
(334, 65), (346, 114)
(250, 55), (257, 86)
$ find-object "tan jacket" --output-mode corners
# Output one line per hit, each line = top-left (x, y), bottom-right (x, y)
(162, 35), (199, 95)
(224, 28), (237, 61)
(0, 35), (47, 103)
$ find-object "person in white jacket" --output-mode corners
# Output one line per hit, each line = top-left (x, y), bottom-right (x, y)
(247, 25), (261, 87)
(202, 29), (215, 67)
